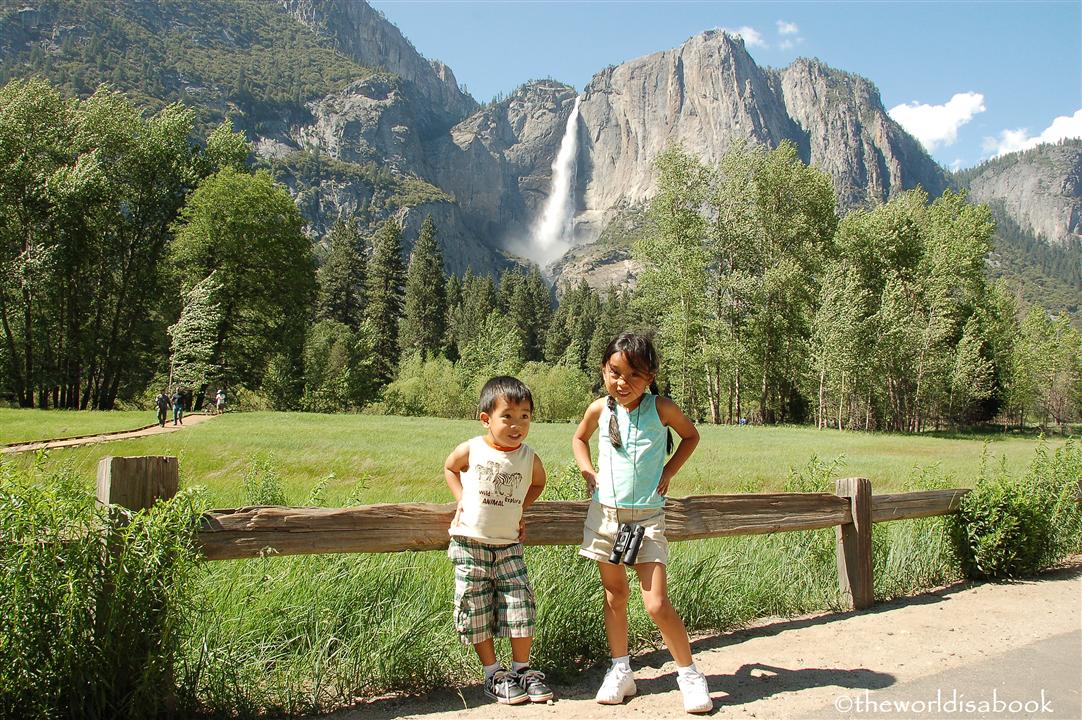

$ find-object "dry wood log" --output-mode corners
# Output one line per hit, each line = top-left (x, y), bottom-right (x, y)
(196, 493), (852, 561)
(870, 489), (969, 523)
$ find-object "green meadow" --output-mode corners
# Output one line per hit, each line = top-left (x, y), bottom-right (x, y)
(0, 408), (156, 445)
(2, 409), (1062, 504)
(2, 409), (1075, 716)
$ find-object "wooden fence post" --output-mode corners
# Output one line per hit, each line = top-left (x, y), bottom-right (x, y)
(96, 456), (179, 510)
(835, 477), (873, 610)
(95, 455), (180, 718)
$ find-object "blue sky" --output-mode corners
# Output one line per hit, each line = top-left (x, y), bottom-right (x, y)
(369, 0), (1081, 170)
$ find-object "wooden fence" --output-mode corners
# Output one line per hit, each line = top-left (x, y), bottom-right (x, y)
(96, 455), (970, 611)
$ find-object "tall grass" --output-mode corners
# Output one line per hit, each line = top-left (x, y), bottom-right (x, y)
(172, 455), (968, 716)
(0, 454), (203, 719)
(3, 413), (1076, 717)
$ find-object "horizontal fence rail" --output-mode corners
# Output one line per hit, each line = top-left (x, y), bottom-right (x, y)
(198, 493), (857, 561)
(95, 455), (993, 610)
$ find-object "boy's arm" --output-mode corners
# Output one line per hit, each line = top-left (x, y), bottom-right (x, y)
(518, 454), (547, 542)
(572, 398), (604, 496)
(655, 396), (699, 496)
(522, 454), (547, 510)
(443, 442), (471, 504)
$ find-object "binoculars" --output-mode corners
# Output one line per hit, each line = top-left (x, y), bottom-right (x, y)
(608, 523), (646, 565)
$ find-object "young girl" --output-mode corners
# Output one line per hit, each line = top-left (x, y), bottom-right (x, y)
(572, 332), (712, 714)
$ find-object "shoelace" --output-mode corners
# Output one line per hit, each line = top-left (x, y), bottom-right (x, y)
(520, 669), (546, 688)
(493, 670), (519, 700)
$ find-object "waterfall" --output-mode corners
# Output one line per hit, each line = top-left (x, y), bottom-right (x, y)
(523, 96), (581, 267)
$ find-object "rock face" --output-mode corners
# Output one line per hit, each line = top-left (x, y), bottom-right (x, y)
(773, 58), (946, 210)
(279, 0), (476, 129)
(572, 31), (947, 246)
(961, 142), (1082, 249)
(431, 81), (579, 247)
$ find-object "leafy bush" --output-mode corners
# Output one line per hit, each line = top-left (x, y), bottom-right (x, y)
(377, 353), (475, 418)
(950, 438), (1082, 579)
(518, 361), (595, 422)
(0, 456), (202, 719)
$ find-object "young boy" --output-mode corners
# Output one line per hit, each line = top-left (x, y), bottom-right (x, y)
(444, 376), (553, 705)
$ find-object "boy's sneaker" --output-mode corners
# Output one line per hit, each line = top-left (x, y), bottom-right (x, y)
(595, 664), (636, 704)
(677, 668), (713, 714)
(484, 669), (529, 705)
(516, 667), (553, 702)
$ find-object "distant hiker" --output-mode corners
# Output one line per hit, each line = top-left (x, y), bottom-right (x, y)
(443, 376), (552, 706)
(172, 387), (184, 426)
(215, 388), (226, 415)
(155, 390), (170, 427)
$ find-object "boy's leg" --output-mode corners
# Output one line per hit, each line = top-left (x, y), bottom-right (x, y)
(509, 635), (532, 665)
(633, 561), (692, 666)
(597, 560), (632, 658)
(473, 638), (498, 666)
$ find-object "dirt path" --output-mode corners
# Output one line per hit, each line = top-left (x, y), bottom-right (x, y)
(329, 559), (1081, 720)
(1, 413), (216, 454)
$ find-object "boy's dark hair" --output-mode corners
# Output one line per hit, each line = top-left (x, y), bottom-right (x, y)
(479, 376), (534, 415)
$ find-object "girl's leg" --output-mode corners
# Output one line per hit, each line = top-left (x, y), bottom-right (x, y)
(633, 562), (693, 666)
(597, 561), (632, 657)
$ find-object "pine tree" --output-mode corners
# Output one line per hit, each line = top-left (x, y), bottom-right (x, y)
(400, 216), (447, 359)
(364, 219), (406, 384)
(457, 270), (497, 349)
(443, 272), (463, 360)
(523, 266), (553, 361)
(316, 220), (366, 329)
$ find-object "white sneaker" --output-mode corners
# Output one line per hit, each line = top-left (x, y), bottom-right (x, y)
(595, 664), (637, 704)
(677, 669), (713, 714)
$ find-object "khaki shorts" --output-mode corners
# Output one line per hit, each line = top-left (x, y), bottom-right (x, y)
(579, 501), (668, 566)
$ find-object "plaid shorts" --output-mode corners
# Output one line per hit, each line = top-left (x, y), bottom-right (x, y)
(448, 536), (536, 645)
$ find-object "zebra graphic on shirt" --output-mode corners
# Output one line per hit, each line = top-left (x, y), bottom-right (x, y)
(475, 460), (523, 504)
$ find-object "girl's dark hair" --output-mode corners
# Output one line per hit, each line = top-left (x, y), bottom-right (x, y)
(600, 332), (660, 379)
(479, 375), (534, 414)
(602, 332), (673, 454)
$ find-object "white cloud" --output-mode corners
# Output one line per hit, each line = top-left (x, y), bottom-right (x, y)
(983, 109), (1082, 157)
(775, 20), (803, 51)
(888, 92), (986, 151)
(723, 26), (767, 48)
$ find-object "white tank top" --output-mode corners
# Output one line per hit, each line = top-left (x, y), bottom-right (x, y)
(450, 436), (535, 545)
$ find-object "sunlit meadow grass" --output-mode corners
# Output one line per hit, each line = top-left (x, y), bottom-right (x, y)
(2, 410), (1063, 503)
(2, 410), (1070, 716)
(0, 408), (154, 444)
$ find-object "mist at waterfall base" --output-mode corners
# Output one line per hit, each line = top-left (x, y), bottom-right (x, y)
(506, 97), (581, 271)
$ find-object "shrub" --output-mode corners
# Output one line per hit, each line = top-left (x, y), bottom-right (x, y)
(0, 457), (203, 719)
(950, 438), (1081, 579)
(378, 353), (475, 418)
(517, 362), (595, 422)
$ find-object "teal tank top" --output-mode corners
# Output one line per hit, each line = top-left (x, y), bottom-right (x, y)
(595, 393), (667, 509)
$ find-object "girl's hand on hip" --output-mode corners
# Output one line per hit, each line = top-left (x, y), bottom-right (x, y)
(581, 469), (597, 497)
(657, 470), (672, 496)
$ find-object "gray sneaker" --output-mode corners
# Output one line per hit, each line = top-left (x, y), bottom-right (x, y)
(485, 669), (529, 705)
(516, 667), (554, 702)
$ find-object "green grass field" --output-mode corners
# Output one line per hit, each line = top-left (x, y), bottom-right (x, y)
(0, 408), (156, 445)
(2, 408), (1077, 716)
(3, 409), (1064, 506)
